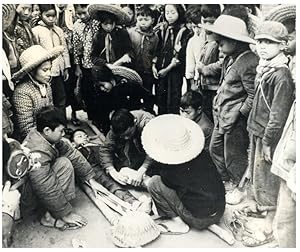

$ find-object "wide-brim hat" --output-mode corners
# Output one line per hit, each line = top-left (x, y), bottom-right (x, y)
(141, 114), (205, 165)
(88, 4), (130, 25)
(2, 4), (16, 31)
(12, 45), (64, 81)
(199, 15), (256, 44)
(265, 4), (296, 24)
(107, 65), (143, 86)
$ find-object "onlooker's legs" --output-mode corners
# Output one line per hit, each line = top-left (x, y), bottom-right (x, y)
(51, 75), (66, 116)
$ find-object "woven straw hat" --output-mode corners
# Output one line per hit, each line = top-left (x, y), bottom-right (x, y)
(12, 45), (64, 81)
(199, 15), (256, 44)
(108, 65), (143, 85)
(2, 4), (16, 31)
(111, 211), (160, 248)
(265, 4), (296, 24)
(88, 4), (130, 25)
(141, 114), (205, 165)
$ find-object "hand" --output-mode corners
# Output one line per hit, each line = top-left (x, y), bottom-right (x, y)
(127, 169), (144, 187)
(196, 62), (204, 73)
(171, 57), (180, 67)
(262, 144), (272, 163)
(109, 169), (128, 185)
(63, 69), (69, 82)
(2, 181), (21, 217)
(120, 54), (132, 64)
(152, 65), (159, 79)
(158, 68), (169, 78)
(74, 65), (82, 77)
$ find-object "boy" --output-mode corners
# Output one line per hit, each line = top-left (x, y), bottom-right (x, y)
(180, 91), (213, 152)
(200, 15), (258, 197)
(22, 106), (107, 230)
(241, 21), (295, 247)
(128, 6), (159, 113)
(71, 129), (151, 212)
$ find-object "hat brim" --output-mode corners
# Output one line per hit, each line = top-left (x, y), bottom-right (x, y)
(141, 115), (205, 165)
(266, 5), (296, 23)
(88, 4), (130, 25)
(108, 65), (143, 86)
(254, 34), (283, 43)
(199, 23), (256, 44)
(13, 46), (64, 81)
(2, 4), (16, 31)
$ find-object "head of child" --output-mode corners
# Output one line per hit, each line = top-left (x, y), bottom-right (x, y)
(16, 4), (33, 22)
(111, 109), (137, 140)
(201, 4), (221, 35)
(255, 21), (289, 61)
(71, 129), (89, 147)
(185, 5), (202, 35)
(36, 106), (67, 144)
(136, 6), (155, 32)
(74, 4), (89, 23)
(39, 4), (57, 27)
(121, 4), (135, 24)
(164, 4), (185, 26)
(31, 4), (41, 19)
(180, 91), (203, 121)
(96, 12), (117, 33)
(91, 59), (116, 92)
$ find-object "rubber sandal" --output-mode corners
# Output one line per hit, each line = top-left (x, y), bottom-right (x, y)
(41, 218), (82, 231)
(157, 223), (189, 235)
(242, 231), (274, 247)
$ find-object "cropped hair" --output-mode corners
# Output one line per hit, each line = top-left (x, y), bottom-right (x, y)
(91, 58), (114, 82)
(74, 4), (89, 10)
(38, 4), (56, 14)
(181, 91), (203, 110)
(36, 106), (67, 132)
(136, 5), (155, 19)
(185, 5), (202, 24)
(111, 109), (135, 135)
(201, 4), (221, 18)
(222, 5), (249, 25)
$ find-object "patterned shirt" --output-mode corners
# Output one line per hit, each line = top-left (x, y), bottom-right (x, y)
(14, 20), (37, 56)
(73, 19), (100, 69)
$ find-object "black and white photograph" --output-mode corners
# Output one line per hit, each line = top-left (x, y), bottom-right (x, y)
(1, 2), (297, 248)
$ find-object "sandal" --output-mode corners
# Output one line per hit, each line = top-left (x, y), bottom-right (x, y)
(41, 218), (82, 231)
(242, 231), (274, 247)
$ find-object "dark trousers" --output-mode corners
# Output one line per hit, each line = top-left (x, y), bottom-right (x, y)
(138, 72), (155, 113)
(148, 176), (223, 230)
(209, 117), (249, 184)
(51, 75), (66, 116)
(201, 89), (216, 122)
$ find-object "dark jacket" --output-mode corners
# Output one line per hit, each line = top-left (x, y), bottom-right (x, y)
(160, 152), (225, 218)
(213, 50), (259, 132)
(247, 67), (295, 147)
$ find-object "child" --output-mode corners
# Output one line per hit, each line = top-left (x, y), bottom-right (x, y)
(22, 106), (106, 230)
(32, 4), (71, 116)
(121, 4), (136, 28)
(241, 21), (295, 247)
(71, 129), (151, 212)
(200, 15), (258, 196)
(153, 4), (189, 114)
(195, 4), (221, 121)
(89, 4), (133, 67)
(72, 4), (100, 124)
(128, 5), (159, 113)
(180, 91), (213, 152)
(143, 115), (225, 234)
(14, 4), (37, 55)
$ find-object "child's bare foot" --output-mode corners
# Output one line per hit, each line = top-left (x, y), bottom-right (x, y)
(40, 211), (67, 230)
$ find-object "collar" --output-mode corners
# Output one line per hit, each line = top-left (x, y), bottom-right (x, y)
(135, 27), (154, 37)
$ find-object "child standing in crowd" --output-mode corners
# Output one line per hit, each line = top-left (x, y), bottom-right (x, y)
(14, 4), (37, 56)
(32, 4), (71, 117)
(121, 4), (136, 29)
(72, 4), (100, 125)
(153, 4), (189, 115)
(89, 4), (133, 67)
(201, 15), (258, 198)
(241, 21), (295, 247)
(29, 4), (41, 27)
(128, 5), (159, 113)
(195, 4), (221, 121)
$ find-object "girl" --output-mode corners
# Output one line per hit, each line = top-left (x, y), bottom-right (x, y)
(11, 45), (63, 141)
(153, 4), (189, 114)
(32, 4), (71, 117)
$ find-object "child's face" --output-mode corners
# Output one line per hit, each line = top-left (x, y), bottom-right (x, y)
(41, 9), (57, 27)
(191, 23), (201, 36)
(101, 19), (116, 33)
(122, 6), (134, 22)
(136, 15), (154, 31)
(32, 61), (52, 84)
(31, 4), (41, 18)
(16, 4), (33, 22)
(180, 106), (201, 121)
(75, 7), (89, 22)
(45, 125), (65, 144)
(165, 5), (179, 25)
(202, 17), (216, 35)
(95, 80), (114, 93)
(217, 36), (237, 56)
(73, 131), (89, 146)
(256, 39), (284, 60)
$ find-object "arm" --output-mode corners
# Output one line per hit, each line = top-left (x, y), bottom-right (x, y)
(185, 39), (196, 80)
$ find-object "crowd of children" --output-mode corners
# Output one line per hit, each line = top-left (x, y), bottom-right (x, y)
(2, 3), (296, 248)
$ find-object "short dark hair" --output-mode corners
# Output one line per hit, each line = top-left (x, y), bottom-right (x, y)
(74, 4), (89, 10)
(222, 5), (249, 25)
(136, 5), (155, 19)
(201, 4), (221, 18)
(181, 91), (203, 110)
(38, 4), (56, 14)
(111, 109), (135, 135)
(95, 11), (117, 23)
(70, 128), (87, 142)
(91, 58), (114, 82)
(185, 5), (202, 24)
(36, 106), (67, 132)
